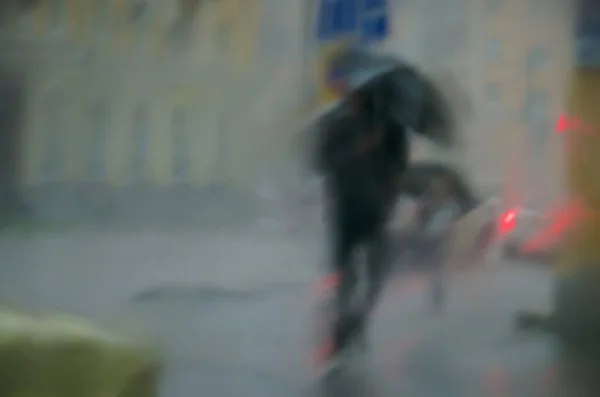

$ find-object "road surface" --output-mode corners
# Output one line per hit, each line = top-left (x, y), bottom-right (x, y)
(0, 230), (596, 396)
(132, 264), (564, 397)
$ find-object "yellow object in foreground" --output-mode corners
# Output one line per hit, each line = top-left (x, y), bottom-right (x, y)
(552, 67), (600, 341)
(557, 69), (600, 275)
(0, 308), (162, 397)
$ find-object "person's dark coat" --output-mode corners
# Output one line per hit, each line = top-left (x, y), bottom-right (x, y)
(310, 59), (460, 242)
(310, 60), (457, 180)
(315, 91), (408, 237)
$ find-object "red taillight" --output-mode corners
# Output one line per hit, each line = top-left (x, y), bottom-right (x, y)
(555, 114), (584, 134)
(499, 209), (518, 234)
(555, 114), (569, 133)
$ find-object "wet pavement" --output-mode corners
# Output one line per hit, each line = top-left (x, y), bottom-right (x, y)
(127, 264), (572, 397)
(1, 230), (597, 396)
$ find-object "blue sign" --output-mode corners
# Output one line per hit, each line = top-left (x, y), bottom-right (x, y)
(316, 0), (389, 44)
(576, 0), (600, 66)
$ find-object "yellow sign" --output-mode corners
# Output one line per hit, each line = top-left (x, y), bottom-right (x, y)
(316, 39), (353, 105)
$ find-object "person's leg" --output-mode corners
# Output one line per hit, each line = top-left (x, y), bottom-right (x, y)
(355, 226), (390, 346)
(365, 230), (390, 311)
(330, 218), (361, 356)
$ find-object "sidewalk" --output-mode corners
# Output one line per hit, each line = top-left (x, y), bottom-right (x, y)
(144, 264), (558, 397)
(0, 229), (325, 317)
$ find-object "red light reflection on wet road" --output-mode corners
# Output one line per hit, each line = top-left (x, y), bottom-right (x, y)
(483, 366), (509, 397)
(384, 336), (419, 380)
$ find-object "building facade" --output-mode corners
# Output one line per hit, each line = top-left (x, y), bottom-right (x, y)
(469, 0), (573, 208)
(400, 0), (572, 208)
(1, 0), (306, 191)
(0, 0), (575, 216)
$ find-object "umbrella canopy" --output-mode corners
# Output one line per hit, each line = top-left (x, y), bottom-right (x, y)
(323, 48), (457, 147)
(326, 48), (400, 93)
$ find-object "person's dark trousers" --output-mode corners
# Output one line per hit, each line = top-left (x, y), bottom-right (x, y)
(329, 202), (390, 354)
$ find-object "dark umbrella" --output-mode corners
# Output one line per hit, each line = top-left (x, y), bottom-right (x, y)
(323, 47), (457, 147)
(326, 47), (400, 92)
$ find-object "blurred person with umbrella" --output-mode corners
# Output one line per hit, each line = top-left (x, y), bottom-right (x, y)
(311, 46), (461, 373)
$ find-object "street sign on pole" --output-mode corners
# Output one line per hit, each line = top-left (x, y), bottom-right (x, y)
(316, 0), (389, 44)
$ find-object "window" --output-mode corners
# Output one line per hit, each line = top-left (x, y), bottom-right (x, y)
(485, 38), (501, 63)
(524, 90), (547, 123)
(170, 0), (196, 52)
(170, 19), (193, 53)
(444, 23), (468, 57)
(89, 100), (109, 181)
(526, 45), (548, 72)
(18, 4), (38, 38)
(258, 0), (289, 58)
(94, 0), (110, 32)
(171, 108), (190, 182)
(216, 20), (231, 54)
(130, 0), (159, 33)
(178, 0), (201, 18)
(130, 0), (147, 21)
(49, 0), (66, 31)
(42, 92), (65, 182)
(524, 89), (549, 144)
(132, 103), (149, 182)
(486, 82), (501, 104)
(486, 0), (501, 12)
(423, 29), (448, 65)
